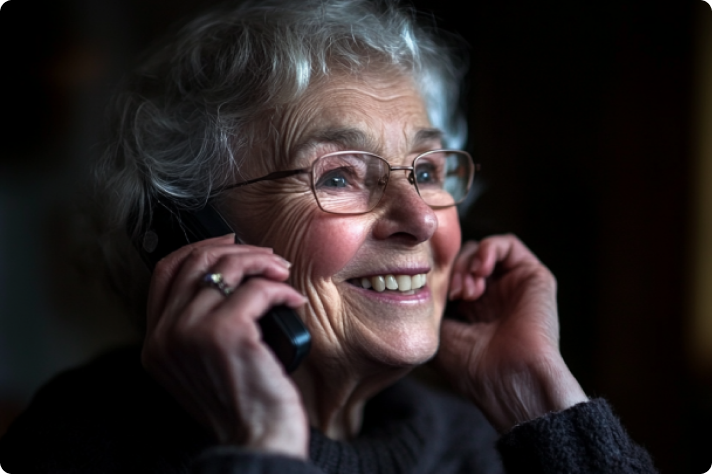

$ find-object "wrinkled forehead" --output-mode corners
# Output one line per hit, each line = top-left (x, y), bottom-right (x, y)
(249, 71), (442, 175)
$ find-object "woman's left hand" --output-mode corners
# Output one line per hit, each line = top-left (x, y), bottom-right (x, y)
(436, 234), (588, 433)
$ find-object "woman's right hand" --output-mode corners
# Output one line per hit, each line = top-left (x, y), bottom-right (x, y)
(141, 234), (309, 459)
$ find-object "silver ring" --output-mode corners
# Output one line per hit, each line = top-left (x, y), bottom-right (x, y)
(202, 273), (234, 297)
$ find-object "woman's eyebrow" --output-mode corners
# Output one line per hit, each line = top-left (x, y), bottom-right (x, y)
(294, 127), (444, 157)
(293, 128), (379, 156)
(413, 128), (444, 147)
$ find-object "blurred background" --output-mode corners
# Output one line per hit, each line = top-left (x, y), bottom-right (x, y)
(0, 0), (710, 471)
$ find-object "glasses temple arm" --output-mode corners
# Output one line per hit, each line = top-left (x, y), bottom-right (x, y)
(217, 169), (309, 192)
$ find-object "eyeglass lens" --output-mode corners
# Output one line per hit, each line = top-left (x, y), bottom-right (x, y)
(312, 151), (473, 214)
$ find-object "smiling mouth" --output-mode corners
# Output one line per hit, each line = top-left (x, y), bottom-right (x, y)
(348, 273), (427, 295)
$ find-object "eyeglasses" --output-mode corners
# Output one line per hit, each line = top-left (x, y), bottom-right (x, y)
(220, 150), (478, 215)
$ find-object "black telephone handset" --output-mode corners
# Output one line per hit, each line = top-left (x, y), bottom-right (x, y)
(132, 199), (311, 373)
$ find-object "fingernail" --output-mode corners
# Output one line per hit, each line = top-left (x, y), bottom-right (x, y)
(464, 276), (476, 299)
(277, 256), (292, 268)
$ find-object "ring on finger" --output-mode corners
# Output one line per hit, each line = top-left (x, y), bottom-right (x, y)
(202, 272), (234, 297)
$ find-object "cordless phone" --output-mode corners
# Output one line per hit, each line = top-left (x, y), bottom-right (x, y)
(131, 198), (311, 373)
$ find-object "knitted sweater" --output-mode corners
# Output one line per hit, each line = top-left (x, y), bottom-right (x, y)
(0, 346), (657, 474)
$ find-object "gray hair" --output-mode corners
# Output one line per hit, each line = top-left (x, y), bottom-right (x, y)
(99, 0), (467, 226)
(95, 0), (468, 322)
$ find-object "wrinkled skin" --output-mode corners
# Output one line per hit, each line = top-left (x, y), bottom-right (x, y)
(143, 240), (309, 455)
(141, 73), (586, 458)
(440, 237), (587, 433)
(222, 74), (461, 439)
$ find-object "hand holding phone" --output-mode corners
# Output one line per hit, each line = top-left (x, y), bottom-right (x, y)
(131, 199), (311, 372)
(139, 232), (310, 455)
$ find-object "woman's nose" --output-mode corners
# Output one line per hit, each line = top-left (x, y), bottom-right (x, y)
(372, 175), (438, 243)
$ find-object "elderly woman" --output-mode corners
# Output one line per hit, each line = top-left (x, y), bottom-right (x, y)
(0, 0), (656, 473)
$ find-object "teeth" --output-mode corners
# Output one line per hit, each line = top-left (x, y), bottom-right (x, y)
(396, 275), (412, 291)
(358, 274), (427, 292)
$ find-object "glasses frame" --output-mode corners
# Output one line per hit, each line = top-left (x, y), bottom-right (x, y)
(219, 149), (479, 215)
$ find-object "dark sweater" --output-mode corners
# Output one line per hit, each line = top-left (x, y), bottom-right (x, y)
(0, 346), (657, 474)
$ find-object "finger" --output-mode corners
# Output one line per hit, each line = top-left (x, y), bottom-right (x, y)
(451, 235), (539, 302)
(147, 241), (278, 333)
(148, 234), (271, 313)
(215, 278), (308, 324)
(448, 272), (462, 301)
(155, 235), (273, 283)
(148, 278), (306, 381)
(156, 252), (293, 333)
(172, 278), (307, 346)
(147, 234), (234, 319)
(474, 234), (540, 278)
(463, 274), (476, 300)
(449, 240), (479, 300)
(210, 252), (292, 286)
(451, 240), (479, 275)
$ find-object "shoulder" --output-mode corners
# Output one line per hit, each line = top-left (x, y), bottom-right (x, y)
(0, 345), (209, 473)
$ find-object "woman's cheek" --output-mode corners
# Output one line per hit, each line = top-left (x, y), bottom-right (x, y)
(297, 214), (366, 281)
(431, 209), (461, 301)
(435, 208), (462, 262)
(250, 194), (364, 287)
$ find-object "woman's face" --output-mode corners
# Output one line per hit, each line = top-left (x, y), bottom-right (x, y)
(224, 73), (461, 371)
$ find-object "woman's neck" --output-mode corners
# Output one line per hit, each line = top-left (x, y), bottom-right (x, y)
(291, 358), (411, 440)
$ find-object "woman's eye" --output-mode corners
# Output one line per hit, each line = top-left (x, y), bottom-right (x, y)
(416, 169), (432, 183)
(323, 175), (348, 187)
(317, 168), (353, 188)
(415, 165), (438, 185)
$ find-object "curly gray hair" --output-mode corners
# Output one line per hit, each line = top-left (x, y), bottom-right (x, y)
(95, 0), (468, 323)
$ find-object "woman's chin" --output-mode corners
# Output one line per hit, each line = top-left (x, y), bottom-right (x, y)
(360, 327), (441, 369)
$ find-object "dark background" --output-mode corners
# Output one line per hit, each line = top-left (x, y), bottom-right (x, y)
(0, 0), (709, 472)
